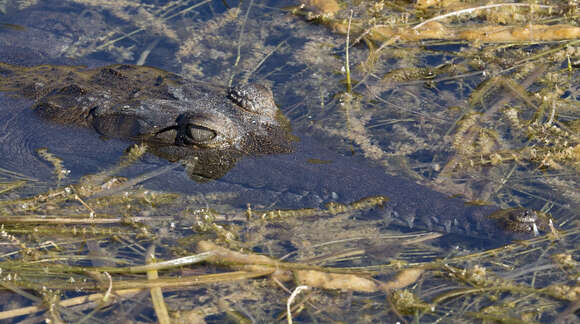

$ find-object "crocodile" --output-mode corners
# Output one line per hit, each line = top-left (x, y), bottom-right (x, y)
(0, 63), (294, 180)
(0, 4), (551, 244)
(0, 61), (551, 243)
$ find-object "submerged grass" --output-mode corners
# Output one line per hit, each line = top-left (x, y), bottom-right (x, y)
(0, 149), (576, 322)
(0, 0), (578, 323)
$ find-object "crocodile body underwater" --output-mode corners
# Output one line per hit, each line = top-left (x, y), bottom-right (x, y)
(0, 62), (551, 244)
(0, 3), (550, 245)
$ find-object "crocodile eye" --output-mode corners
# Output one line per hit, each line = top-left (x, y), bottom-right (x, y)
(174, 112), (237, 148)
(186, 125), (216, 143)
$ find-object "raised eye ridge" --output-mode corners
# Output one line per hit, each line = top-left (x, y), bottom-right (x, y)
(227, 86), (255, 111)
(227, 83), (275, 116)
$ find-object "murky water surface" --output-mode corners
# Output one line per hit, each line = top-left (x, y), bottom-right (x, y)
(0, 0), (578, 323)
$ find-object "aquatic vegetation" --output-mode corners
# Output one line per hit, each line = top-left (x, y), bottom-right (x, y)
(36, 148), (70, 184)
(0, 0), (579, 323)
(0, 0), (37, 13)
(287, 1), (580, 211)
(177, 7), (241, 77)
(0, 140), (573, 322)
